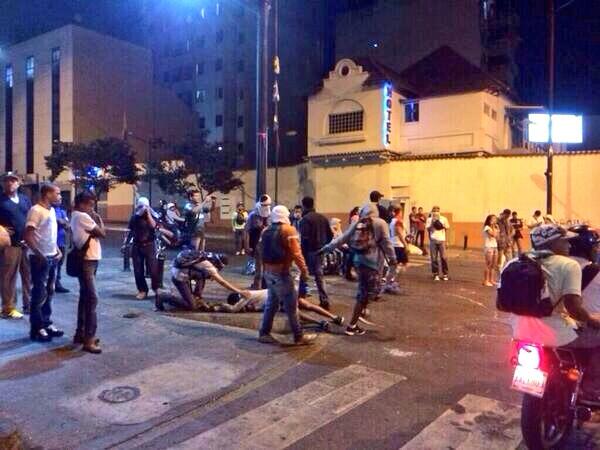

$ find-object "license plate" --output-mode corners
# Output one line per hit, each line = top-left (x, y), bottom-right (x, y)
(511, 365), (548, 398)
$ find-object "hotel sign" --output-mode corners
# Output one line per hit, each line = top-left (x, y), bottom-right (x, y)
(382, 83), (392, 148)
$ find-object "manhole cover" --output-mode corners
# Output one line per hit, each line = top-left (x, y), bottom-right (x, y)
(98, 386), (141, 404)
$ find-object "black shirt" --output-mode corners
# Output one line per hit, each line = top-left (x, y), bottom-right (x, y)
(0, 193), (32, 246)
(299, 209), (334, 253)
(128, 213), (155, 244)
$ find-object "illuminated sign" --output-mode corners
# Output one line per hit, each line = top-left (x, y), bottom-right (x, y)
(382, 83), (392, 147)
(528, 113), (583, 144)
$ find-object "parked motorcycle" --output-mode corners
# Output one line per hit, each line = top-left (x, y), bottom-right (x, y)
(511, 339), (598, 449)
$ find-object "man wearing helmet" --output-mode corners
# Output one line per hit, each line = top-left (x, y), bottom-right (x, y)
(514, 224), (600, 403)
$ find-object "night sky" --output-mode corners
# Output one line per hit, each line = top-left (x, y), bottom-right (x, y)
(1, 0), (598, 114)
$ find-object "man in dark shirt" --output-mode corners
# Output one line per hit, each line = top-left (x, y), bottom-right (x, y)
(126, 197), (160, 300)
(244, 195), (271, 289)
(298, 196), (333, 310)
(0, 173), (32, 319)
(370, 190), (391, 223)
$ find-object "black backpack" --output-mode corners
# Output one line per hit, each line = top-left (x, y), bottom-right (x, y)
(497, 253), (554, 317)
(173, 249), (207, 269)
(349, 218), (376, 254)
(262, 224), (286, 264)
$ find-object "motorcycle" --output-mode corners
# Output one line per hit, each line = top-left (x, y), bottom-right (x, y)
(511, 339), (598, 449)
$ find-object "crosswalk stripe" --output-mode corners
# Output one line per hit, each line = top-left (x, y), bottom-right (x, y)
(400, 394), (522, 450)
(172, 364), (405, 450)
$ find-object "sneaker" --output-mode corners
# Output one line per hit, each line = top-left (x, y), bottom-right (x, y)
(46, 325), (64, 338)
(241, 249), (246, 255)
(345, 325), (366, 336)
(442, 275), (449, 281)
(235, 251), (241, 256)
(332, 315), (345, 326)
(483, 281), (494, 287)
(30, 329), (52, 342)
(2, 309), (24, 320)
(136, 291), (148, 300)
(293, 333), (318, 345)
(358, 315), (377, 327)
(258, 334), (279, 344)
(433, 275), (441, 282)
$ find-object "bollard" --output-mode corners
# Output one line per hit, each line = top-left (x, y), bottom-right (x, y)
(463, 235), (468, 250)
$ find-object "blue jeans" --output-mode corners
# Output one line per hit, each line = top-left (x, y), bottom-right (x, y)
(29, 255), (57, 333)
(430, 241), (449, 275)
(298, 251), (329, 303)
(260, 271), (303, 341)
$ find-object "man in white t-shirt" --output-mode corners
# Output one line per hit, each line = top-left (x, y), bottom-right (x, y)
(512, 224), (600, 401)
(425, 206), (450, 281)
(23, 183), (63, 342)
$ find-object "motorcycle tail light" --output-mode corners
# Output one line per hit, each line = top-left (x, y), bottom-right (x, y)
(567, 368), (581, 381)
(517, 344), (542, 370)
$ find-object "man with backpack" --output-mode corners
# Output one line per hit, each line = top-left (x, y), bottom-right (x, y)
(258, 205), (317, 346)
(298, 196), (334, 310)
(505, 224), (600, 402)
(321, 203), (397, 336)
(244, 195), (272, 289)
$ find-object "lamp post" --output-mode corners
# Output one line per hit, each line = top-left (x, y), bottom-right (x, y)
(255, 0), (271, 202)
(545, 0), (555, 215)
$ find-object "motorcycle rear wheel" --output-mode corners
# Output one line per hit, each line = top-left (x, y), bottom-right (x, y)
(521, 383), (573, 449)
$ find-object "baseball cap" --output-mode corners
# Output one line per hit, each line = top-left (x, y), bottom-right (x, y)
(1, 172), (19, 182)
(370, 190), (384, 201)
(531, 224), (577, 249)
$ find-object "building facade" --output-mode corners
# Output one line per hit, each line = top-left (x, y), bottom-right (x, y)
(0, 25), (193, 216)
(144, 0), (332, 167)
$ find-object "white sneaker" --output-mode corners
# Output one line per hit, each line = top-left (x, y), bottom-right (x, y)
(135, 291), (148, 300)
(240, 249), (246, 255)
(433, 275), (441, 282)
(235, 251), (241, 256)
(442, 275), (449, 281)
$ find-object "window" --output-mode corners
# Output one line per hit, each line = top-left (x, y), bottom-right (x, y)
(199, 117), (206, 129)
(237, 115), (244, 128)
(216, 87), (223, 99)
(216, 2), (221, 15)
(5, 64), (13, 88)
(195, 89), (206, 103)
(186, 39), (191, 52)
(237, 60), (245, 73)
(215, 115), (223, 127)
(404, 102), (419, 122)
(178, 91), (193, 107)
(196, 62), (204, 76)
(216, 30), (224, 44)
(215, 58), (223, 71)
(200, 7), (206, 19)
(52, 48), (60, 65)
(26, 56), (35, 79)
(328, 111), (364, 134)
(238, 33), (245, 44)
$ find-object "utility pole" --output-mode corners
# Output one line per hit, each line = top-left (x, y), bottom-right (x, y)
(273, 0), (280, 204)
(255, 0), (271, 202)
(546, 0), (555, 215)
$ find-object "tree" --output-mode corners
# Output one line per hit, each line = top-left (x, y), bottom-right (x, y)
(154, 134), (243, 199)
(46, 138), (140, 197)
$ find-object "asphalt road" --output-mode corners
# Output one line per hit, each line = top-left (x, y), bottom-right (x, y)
(2, 242), (600, 449)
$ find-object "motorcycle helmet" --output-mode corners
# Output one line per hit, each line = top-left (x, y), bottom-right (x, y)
(568, 224), (600, 261)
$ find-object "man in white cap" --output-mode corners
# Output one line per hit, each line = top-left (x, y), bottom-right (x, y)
(244, 194), (272, 289)
(258, 205), (317, 346)
(126, 197), (161, 300)
(513, 224), (600, 402)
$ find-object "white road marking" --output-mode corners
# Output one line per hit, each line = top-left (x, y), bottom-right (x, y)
(401, 394), (521, 450)
(172, 364), (405, 450)
(385, 348), (416, 358)
(60, 357), (245, 425)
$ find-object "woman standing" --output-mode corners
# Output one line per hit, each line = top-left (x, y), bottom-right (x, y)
(510, 211), (524, 255)
(70, 191), (106, 354)
(483, 214), (499, 287)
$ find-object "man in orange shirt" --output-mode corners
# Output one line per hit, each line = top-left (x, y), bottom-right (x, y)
(258, 205), (317, 346)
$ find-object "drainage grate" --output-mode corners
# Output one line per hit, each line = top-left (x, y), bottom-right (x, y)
(98, 386), (141, 404)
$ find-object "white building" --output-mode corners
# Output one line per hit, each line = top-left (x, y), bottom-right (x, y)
(307, 46), (516, 166)
(0, 25), (192, 218)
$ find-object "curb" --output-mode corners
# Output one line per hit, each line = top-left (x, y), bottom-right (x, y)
(165, 312), (292, 334)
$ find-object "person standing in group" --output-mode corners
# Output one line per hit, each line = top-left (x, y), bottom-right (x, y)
(232, 203), (248, 256)
(244, 195), (272, 289)
(369, 191), (391, 223)
(322, 203), (397, 336)
(415, 207), (428, 255)
(0, 172), (32, 319)
(390, 207), (409, 271)
(258, 205), (317, 346)
(127, 197), (161, 301)
(497, 209), (514, 269)
(53, 197), (70, 293)
(409, 206), (418, 240)
(426, 206), (450, 281)
(184, 189), (212, 251)
(482, 214), (499, 287)
(298, 196), (333, 310)
(510, 211), (524, 255)
(70, 191), (105, 354)
(290, 205), (303, 231)
(527, 210), (544, 230)
(23, 183), (63, 342)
